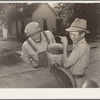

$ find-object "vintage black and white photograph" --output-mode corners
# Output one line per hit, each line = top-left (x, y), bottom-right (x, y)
(0, 1), (100, 88)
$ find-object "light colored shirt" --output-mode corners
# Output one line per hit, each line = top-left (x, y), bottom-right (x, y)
(21, 30), (56, 67)
(68, 38), (90, 75)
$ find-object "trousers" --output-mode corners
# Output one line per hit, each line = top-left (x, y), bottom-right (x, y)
(72, 74), (86, 88)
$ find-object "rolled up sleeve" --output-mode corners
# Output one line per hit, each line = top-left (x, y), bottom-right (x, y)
(21, 44), (30, 64)
(46, 30), (56, 43)
(21, 42), (39, 67)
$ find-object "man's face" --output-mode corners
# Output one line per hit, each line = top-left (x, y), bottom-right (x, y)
(69, 31), (83, 44)
(32, 32), (41, 43)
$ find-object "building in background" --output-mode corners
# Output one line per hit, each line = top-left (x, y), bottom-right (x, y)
(8, 3), (57, 39)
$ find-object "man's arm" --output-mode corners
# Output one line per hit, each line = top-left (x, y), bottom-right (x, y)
(66, 44), (86, 67)
(45, 30), (56, 43)
(60, 36), (69, 68)
(21, 43), (30, 64)
(60, 37), (86, 69)
(21, 43), (39, 67)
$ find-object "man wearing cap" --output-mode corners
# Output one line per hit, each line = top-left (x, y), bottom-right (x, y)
(21, 22), (56, 68)
(60, 18), (90, 87)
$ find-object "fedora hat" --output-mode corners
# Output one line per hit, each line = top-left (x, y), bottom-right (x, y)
(65, 18), (90, 34)
(25, 22), (41, 36)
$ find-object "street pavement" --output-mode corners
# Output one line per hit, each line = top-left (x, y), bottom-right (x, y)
(0, 39), (100, 88)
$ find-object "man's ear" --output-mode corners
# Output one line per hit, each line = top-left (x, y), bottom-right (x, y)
(81, 32), (85, 37)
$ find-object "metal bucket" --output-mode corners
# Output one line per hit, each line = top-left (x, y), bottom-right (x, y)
(47, 43), (63, 67)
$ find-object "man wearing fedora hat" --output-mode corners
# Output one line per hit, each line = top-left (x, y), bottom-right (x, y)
(60, 18), (90, 87)
(21, 22), (56, 68)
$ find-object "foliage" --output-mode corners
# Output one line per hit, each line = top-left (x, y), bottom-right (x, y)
(54, 3), (99, 28)
(0, 3), (41, 39)
(0, 3), (28, 28)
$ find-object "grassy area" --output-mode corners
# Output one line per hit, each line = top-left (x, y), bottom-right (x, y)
(0, 40), (22, 54)
(0, 52), (22, 66)
(0, 40), (23, 66)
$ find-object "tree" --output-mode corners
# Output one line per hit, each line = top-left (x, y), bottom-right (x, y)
(0, 3), (29, 39)
(53, 3), (100, 40)
(0, 3), (41, 40)
(54, 3), (97, 28)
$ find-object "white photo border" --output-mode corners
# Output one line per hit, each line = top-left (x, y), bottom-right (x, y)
(0, 0), (100, 99)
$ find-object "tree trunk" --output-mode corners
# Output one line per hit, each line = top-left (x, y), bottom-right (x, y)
(15, 21), (19, 39)
(8, 22), (12, 38)
(21, 19), (25, 35)
(2, 24), (8, 39)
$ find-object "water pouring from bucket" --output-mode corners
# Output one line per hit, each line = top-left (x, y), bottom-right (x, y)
(47, 43), (63, 67)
